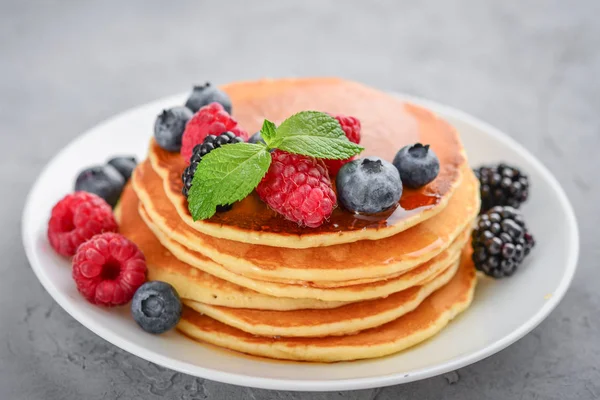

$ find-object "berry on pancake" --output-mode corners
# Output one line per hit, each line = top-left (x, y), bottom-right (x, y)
(257, 150), (337, 228)
(337, 157), (402, 214)
(392, 143), (440, 188)
(72, 232), (147, 306)
(185, 82), (232, 114)
(180, 102), (248, 162)
(181, 131), (244, 209)
(323, 114), (361, 176)
(48, 192), (118, 257)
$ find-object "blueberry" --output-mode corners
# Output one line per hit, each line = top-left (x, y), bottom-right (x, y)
(154, 106), (194, 152)
(247, 131), (265, 144)
(75, 165), (125, 207)
(392, 143), (440, 188)
(131, 281), (182, 335)
(185, 82), (232, 114)
(336, 157), (402, 214)
(107, 156), (137, 181)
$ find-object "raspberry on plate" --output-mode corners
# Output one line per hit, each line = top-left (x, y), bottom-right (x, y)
(47, 192), (118, 257)
(180, 102), (248, 162)
(323, 114), (361, 176)
(72, 232), (147, 306)
(257, 150), (337, 228)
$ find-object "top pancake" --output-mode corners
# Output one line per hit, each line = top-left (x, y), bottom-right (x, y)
(150, 78), (466, 248)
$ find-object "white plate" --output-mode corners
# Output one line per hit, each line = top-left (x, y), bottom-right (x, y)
(22, 93), (579, 392)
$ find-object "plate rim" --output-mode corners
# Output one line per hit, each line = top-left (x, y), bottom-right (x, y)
(21, 92), (579, 392)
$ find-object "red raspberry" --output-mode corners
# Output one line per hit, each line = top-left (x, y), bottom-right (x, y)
(72, 232), (147, 306)
(257, 150), (337, 228)
(47, 192), (118, 257)
(324, 114), (361, 176)
(180, 102), (248, 162)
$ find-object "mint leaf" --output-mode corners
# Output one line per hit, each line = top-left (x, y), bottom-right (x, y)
(269, 111), (364, 160)
(260, 119), (277, 144)
(187, 143), (271, 220)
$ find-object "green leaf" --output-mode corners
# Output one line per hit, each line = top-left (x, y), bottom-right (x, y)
(187, 143), (271, 220)
(260, 119), (277, 144)
(269, 111), (364, 159)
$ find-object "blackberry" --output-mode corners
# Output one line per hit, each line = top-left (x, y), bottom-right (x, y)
(474, 164), (529, 212)
(181, 132), (243, 210)
(471, 206), (535, 278)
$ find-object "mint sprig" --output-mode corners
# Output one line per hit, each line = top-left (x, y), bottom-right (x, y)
(266, 111), (364, 160)
(188, 111), (364, 220)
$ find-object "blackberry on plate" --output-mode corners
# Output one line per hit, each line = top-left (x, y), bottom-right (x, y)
(471, 206), (535, 278)
(474, 163), (529, 212)
(181, 131), (243, 210)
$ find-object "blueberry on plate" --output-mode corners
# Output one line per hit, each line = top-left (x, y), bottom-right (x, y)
(336, 157), (402, 214)
(247, 131), (265, 144)
(392, 143), (440, 188)
(184, 82), (232, 114)
(154, 106), (194, 152)
(131, 281), (182, 334)
(107, 156), (137, 181)
(75, 164), (125, 208)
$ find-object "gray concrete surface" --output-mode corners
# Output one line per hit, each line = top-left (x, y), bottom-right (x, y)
(1, 0), (599, 398)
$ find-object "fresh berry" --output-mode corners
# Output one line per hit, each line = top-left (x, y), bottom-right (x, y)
(107, 156), (137, 181)
(154, 106), (194, 152)
(257, 150), (336, 228)
(334, 114), (361, 144)
(181, 131), (244, 209)
(180, 103), (248, 162)
(131, 281), (182, 334)
(75, 165), (125, 208)
(48, 192), (118, 257)
(248, 131), (265, 144)
(185, 83), (233, 114)
(471, 206), (535, 278)
(323, 115), (361, 176)
(336, 157), (402, 214)
(392, 143), (440, 188)
(72, 232), (146, 306)
(474, 164), (529, 212)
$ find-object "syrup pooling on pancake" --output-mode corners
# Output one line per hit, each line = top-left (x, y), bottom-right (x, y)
(150, 78), (466, 248)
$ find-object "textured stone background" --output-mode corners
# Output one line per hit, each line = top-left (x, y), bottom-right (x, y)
(1, 0), (599, 399)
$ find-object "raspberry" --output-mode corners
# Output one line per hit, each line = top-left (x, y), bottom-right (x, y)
(180, 102), (248, 162)
(324, 114), (361, 176)
(335, 114), (361, 144)
(47, 192), (118, 257)
(257, 150), (337, 228)
(72, 232), (147, 306)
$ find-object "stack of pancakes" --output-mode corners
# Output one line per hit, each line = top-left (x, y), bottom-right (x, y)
(117, 78), (480, 362)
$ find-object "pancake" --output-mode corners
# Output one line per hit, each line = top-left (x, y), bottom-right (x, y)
(184, 256), (460, 338)
(177, 247), (477, 362)
(116, 184), (350, 311)
(149, 78), (466, 248)
(141, 203), (471, 302)
(133, 160), (479, 284)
